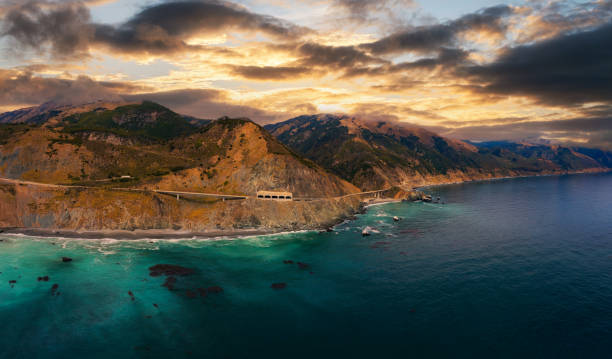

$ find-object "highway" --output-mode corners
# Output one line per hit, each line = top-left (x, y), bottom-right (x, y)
(0, 177), (390, 201)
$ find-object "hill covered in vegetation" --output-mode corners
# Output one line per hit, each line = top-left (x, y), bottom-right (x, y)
(265, 115), (611, 190)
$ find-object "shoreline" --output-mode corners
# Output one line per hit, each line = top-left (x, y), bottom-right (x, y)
(2, 170), (609, 240)
(0, 197), (404, 241)
(0, 227), (276, 240)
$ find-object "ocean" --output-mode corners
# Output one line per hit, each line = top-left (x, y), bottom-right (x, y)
(1, 172), (611, 358)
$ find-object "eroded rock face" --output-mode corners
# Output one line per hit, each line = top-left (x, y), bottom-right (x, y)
(149, 264), (195, 277)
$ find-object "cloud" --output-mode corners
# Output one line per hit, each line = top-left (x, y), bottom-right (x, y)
(0, 69), (144, 106)
(228, 42), (387, 80)
(93, 0), (308, 55)
(361, 5), (513, 55)
(123, 88), (285, 123)
(1, 1), (93, 59)
(0, 0), (309, 58)
(230, 65), (310, 80)
(437, 117), (612, 150)
(463, 21), (612, 106)
(332, 0), (416, 22)
(0, 70), (286, 122)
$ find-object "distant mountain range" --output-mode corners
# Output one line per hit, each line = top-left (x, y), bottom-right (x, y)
(0, 102), (610, 231)
(266, 114), (612, 190)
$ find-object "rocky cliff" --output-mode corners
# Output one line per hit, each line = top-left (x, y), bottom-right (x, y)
(0, 103), (360, 232)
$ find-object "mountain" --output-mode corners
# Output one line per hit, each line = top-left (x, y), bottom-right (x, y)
(265, 115), (611, 190)
(0, 103), (359, 231)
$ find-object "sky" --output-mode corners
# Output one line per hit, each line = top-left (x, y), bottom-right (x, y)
(0, 0), (611, 149)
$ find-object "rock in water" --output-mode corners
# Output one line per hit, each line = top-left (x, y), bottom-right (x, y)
(149, 264), (195, 277)
(62, 257), (72, 262)
(162, 277), (177, 290)
(271, 283), (287, 290)
(207, 286), (223, 294)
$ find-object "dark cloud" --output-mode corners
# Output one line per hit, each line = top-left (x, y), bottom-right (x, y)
(435, 117), (612, 150)
(93, 0), (308, 54)
(123, 88), (285, 123)
(344, 47), (468, 77)
(332, 0), (415, 21)
(296, 42), (386, 68)
(229, 42), (387, 80)
(463, 22), (612, 106)
(1, 1), (93, 59)
(230, 65), (310, 80)
(361, 5), (513, 55)
(1, 0), (308, 57)
(0, 71), (286, 123)
(0, 69), (144, 106)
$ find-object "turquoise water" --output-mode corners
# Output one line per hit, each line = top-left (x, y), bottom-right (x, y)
(1, 173), (611, 358)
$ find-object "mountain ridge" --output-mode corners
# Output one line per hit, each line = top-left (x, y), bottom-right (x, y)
(265, 114), (612, 190)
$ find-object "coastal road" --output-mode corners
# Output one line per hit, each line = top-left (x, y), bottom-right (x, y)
(0, 177), (250, 201)
(0, 177), (390, 201)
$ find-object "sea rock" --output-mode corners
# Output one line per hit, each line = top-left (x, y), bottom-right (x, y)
(271, 283), (287, 290)
(185, 290), (197, 299)
(198, 288), (207, 297)
(283, 260), (294, 264)
(37, 276), (50, 282)
(207, 286), (223, 294)
(162, 276), (177, 290)
(62, 257), (73, 262)
(149, 264), (195, 277)
(297, 262), (309, 269)
(51, 283), (59, 295)
(128, 291), (135, 301)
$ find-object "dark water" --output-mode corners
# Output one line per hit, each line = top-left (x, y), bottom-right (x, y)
(1, 173), (611, 358)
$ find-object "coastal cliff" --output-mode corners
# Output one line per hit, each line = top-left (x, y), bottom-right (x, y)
(0, 182), (360, 232)
(0, 102), (361, 233)
(1, 102), (610, 235)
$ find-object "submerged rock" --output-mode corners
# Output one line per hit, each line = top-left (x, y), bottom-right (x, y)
(185, 290), (197, 299)
(149, 264), (195, 277)
(162, 276), (177, 290)
(128, 291), (135, 301)
(271, 283), (287, 290)
(51, 283), (59, 295)
(198, 288), (207, 297)
(61, 257), (72, 262)
(283, 260), (294, 264)
(37, 276), (50, 282)
(297, 262), (310, 270)
(207, 286), (223, 294)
